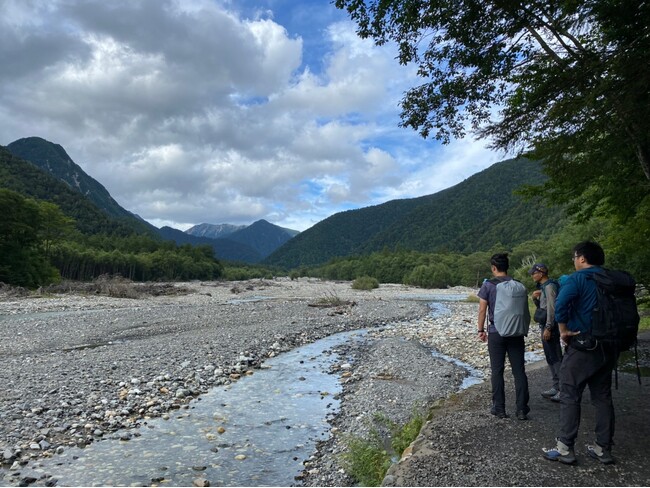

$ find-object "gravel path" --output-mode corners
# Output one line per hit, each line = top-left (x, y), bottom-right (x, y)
(382, 332), (650, 487)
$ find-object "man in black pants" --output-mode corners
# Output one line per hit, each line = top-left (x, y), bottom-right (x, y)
(542, 241), (616, 465)
(477, 253), (530, 420)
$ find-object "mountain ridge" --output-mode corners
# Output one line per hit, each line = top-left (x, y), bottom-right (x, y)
(3, 136), (563, 270)
(4, 137), (300, 263)
(264, 157), (564, 268)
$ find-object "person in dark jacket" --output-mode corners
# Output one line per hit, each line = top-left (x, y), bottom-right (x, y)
(542, 241), (617, 465)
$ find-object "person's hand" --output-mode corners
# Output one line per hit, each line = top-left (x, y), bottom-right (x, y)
(543, 328), (552, 342)
(478, 330), (487, 343)
(532, 290), (541, 299)
(560, 330), (580, 344)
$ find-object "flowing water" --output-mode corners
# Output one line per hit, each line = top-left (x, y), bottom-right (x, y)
(2, 296), (489, 487)
(7, 330), (369, 487)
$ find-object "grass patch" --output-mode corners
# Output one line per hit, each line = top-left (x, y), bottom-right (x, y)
(340, 430), (391, 487)
(308, 291), (353, 308)
(465, 294), (480, 303)
(389, 413), (426, 455)
(340, 410), (427, 486)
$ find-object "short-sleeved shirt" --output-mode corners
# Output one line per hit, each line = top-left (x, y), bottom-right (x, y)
(477, 276), (513, 334)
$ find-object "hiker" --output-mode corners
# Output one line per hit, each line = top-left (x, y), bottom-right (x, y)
(477, 253), (531, 420)
(530, 263), (562, 402)
(542, 241), (617, 465)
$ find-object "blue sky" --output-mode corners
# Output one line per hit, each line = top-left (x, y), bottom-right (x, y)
(0, 0), (504, 231)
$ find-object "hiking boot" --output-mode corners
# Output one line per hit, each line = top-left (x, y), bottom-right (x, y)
(542, 439), (577, 465)
(541, 388), (559, 399)
(490, 407), (508, 419)
(550, 391), (561, 403)
(516, 410), (528, 420)
(586, 444), (615, 465)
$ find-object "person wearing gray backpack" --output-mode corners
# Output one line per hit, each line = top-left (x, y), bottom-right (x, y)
(477, 253), (531, 420)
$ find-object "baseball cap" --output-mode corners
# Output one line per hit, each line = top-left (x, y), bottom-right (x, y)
(528, 263), (548, 275)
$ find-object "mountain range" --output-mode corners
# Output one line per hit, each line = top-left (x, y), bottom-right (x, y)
(264, 157), (564, 268)
(2, 137), (298, 263)
(2, 136), (564, 269)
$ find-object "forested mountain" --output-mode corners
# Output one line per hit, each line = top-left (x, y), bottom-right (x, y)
(0, 148), (222, 287)
(158, 226), (262, 263)
(265, 158), (565, 268)
(0, 146), (155, 237)
(224, 219), (298, 258)
(5, 137), (295, 264)
(161, 220), (297, 263)
(7, 137), (149, 226)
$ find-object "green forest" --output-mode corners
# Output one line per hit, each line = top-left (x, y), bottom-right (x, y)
(292, 214), (649, 291)
(0, 188), (223, 288)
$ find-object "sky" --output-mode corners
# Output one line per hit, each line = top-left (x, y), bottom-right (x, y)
(0, 0), (506, 232)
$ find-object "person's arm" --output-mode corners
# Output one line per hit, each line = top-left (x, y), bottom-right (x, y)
(554, 275), (582, 344)
(545, 284), (557, 330)
(478, 298), (488, 342)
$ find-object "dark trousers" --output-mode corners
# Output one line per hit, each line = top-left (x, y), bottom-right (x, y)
(541, 325), (563, 390)
(558, 343), (616, 449)
(488, 332), (530, 414)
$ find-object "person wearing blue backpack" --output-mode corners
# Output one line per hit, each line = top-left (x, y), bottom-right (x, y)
(542, 241), (617, 466)
(477, 253), (531, 421)
(529, 263), (562, 402)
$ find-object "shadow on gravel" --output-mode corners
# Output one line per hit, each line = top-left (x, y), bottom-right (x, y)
(385, 332), (650, 487)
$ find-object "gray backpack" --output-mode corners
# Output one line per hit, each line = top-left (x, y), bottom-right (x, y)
(490, 278), (530, 337)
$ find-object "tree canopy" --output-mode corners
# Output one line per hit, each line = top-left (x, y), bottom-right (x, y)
(335, 0), (650, 219)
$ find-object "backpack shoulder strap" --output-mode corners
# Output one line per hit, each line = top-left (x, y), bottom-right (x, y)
(540, 278), (559, 297)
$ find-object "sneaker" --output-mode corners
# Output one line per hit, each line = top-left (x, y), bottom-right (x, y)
(550, 391), (561, 403)
(490, 407), (508, 419)
(586, 444), (614, 465)
(541, 388), (559, 399)
(516, 410), (528, 420)
(542, 439), (577, 465)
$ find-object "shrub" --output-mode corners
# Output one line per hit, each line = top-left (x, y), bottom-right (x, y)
(352, 276), (379, 290)
(404, 263), (452, 288)
(340, 431), (392, 486)
(390, 413), (425, 455)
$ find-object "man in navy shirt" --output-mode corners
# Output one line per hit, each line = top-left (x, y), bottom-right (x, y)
(542, 241), (617, 465)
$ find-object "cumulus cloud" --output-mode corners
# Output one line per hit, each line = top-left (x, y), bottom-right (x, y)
(0, 0), (502, 232)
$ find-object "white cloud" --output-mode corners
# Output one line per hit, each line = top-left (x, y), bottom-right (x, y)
(0, 0), (504, 232)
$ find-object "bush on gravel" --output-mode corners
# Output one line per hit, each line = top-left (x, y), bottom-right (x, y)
(352, 276), (379, 290)
(340, 430), (392, 486)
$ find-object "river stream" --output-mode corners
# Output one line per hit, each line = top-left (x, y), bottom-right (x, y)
(1, 296), (486, 487)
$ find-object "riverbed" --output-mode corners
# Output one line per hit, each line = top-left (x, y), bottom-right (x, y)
(0, 279), (543, 486)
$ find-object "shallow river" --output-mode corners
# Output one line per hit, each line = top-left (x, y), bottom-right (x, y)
(3, 296), (485, 487)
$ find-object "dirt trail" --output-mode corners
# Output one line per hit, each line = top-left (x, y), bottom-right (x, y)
(385, 332), (650, 487)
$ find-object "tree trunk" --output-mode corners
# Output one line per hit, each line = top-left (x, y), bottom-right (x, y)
(635, 142), (650, 181)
